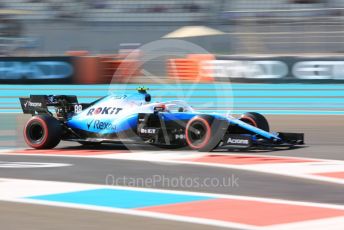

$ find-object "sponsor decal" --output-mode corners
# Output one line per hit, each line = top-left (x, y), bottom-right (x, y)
(74, 104), (83, 113)
(87, 119), (94, 129)
(175, 134), (185, 140)
(87, 119), (116, 131)
(208, 59), (344, 80)
(204, 60), (288, 79)
(0, 61), (73, 80)
(87, 107), (123, 116)
(140, 128), (157, 134)
(227, 137), (249, 145)
(24, 101), (42, 107)
(292, 61), (344, 80)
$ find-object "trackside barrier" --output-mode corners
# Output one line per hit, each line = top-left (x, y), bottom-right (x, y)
(72, 56), (101, 84)
(213, 55), (344, 83)
(69, 51), (141, 84)
(187, 54), (215, 82)
(101, 58), (140, 83)
(0, 56), (75, 84)
(167, 54), (215, 83)
(167, 58), (198, 81)
(65, 50), (90, 56)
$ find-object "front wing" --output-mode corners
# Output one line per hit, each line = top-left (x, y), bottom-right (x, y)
(217, 132), (304, 150)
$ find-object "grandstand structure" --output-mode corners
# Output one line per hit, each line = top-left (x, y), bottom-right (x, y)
(1, 0), (344, 54)
(3, 0), (212, 22)
(3, 0), (343, 22)
(220, 0), (344, 53)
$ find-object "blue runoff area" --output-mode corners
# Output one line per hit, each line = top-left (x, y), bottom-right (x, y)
(0, 84), (343, 115)
(27, 188), (213, 209)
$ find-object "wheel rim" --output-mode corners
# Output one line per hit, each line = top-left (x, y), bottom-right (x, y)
(188, 121), (208, 147)
(28, 122), (45, 143)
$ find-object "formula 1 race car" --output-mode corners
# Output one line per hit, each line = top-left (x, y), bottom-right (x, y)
(19, 87), (304, 151)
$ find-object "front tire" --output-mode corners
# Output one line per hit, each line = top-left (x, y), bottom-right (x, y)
(24, 115), (61, 149)
(185, 115), (228, 152)
(240, 112), (270, 132)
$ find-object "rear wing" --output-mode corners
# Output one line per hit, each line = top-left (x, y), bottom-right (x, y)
(19, 95), (79, 116)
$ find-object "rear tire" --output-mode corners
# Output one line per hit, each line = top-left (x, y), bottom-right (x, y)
(241, 112), (270, 132)
(24, 115), (61, 149)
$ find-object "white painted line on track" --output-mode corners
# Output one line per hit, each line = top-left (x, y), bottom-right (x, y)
(0, 148), (23, 153)
(2, 150), (344, 184)
(79, 151), (344, 185)
(0, 178), (98, 198)
(0, 161), (72, 168)
(1, 178), (344, 230)
(264, 217), (344, 230)
(3, 197), (258, 230)
(1, 178), (344, 210)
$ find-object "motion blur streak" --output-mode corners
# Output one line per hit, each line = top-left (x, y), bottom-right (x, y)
(1, 84), (344, 115)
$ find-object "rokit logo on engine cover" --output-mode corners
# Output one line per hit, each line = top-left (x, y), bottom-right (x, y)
(87, 107), (122, 116)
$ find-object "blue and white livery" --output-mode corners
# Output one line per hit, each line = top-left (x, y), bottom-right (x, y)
(19, 87), (304, 151)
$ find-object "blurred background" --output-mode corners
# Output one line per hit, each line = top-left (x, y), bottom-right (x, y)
(0, 0), (344, 84)
(1, 0), (344, 55)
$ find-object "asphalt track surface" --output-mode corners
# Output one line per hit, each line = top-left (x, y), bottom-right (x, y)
(1, 114), (344, 229)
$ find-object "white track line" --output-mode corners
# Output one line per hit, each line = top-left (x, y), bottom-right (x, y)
(1, 178), (344, 230)
(1, 150), (344, 184)
(264, 217), (344, 230)
(1, 178), (344, 210)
